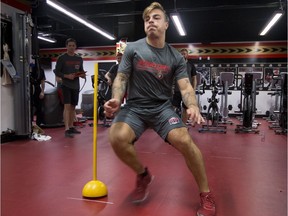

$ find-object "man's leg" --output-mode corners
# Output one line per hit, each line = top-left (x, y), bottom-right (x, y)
(64, 104), (74, 137)
(167, 127), (209, 192)
(109, 122), (153, 203)
(64, 104), (71, 131)
(69, 105), (76, 128)
(109, 122), (145, 174)
(167, 127), (215, 216)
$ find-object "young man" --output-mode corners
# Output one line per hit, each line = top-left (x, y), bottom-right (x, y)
(104, 2), (216, 216)
(54, 38), (86, 138)
(172, 48), (197, 124)
(105, 52), (123, 86)
(30, 62), (46, 126)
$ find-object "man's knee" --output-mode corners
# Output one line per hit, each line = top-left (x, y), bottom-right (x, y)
(168, 128), (194, 151)
(108, 123), (135, 148)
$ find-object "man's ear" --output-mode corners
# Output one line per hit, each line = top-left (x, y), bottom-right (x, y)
(165, 21), (169, 30)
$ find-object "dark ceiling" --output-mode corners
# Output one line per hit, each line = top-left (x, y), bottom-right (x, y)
(27, 0), (287, 49)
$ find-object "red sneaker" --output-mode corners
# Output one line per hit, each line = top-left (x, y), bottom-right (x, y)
(197, 192), (216, 216)
(131, 168), (153, 203)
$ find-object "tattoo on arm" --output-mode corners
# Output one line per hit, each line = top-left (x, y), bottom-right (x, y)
(112, 73), (129, 101)
(180, 78), (197, 108)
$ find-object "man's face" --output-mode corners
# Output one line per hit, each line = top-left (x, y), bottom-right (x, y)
(181, 50), (188, 60)
(116, 55), (122, 63)
(66, 42), (76, 53)
(144, 9), (168, 38)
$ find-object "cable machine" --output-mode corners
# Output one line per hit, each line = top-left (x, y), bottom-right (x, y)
(11, 13), (32, 136)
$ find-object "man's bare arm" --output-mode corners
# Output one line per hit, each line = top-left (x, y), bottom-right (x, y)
(192, 76), (197, 90)
(177, 78), (198, 108)
(112, 72), (129, 102)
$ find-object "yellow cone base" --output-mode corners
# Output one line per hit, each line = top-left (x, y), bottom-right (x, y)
(82, 180), (108, 198)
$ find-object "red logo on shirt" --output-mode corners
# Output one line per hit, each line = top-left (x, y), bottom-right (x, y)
(136, 60), (170, 79)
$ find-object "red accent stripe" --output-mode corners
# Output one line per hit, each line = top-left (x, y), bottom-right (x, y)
(200, 54), (287, 59)
(3, 0), (31, 13)
(51, 57), (116, 62)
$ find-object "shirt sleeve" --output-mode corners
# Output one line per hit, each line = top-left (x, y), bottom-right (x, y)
(54, 56), (64, 78)
(117, 43), (133, 77)
(174, 56), (188, 81)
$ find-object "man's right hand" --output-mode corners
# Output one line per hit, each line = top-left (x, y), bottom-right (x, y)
(106, 77), (112, 86)
(104, 99), (121, 118)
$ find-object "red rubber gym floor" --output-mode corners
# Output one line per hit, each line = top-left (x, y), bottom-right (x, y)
(1, 118), (287, 216)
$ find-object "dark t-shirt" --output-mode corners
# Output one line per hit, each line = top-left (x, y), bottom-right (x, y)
(174, 60), (196, 92)
(30, 66), (46, 93)
(108, 64), (119, 84)
(54, 53), (84, 89)
(118, 38), (188, 108)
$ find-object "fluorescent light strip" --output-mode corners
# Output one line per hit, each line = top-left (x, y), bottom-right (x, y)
(46, 0), (115, 40)
(259, 11), (284, 36)
(171, 13), (186, 36)
(37, 36), (57, 43)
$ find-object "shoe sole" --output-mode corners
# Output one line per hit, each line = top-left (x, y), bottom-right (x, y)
(131, 176), (155, 204)
(65, 134), (74, 138)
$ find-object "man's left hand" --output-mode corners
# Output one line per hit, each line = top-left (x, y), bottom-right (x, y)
(39, 92), (45, 99)
(186, 105), (205, 125)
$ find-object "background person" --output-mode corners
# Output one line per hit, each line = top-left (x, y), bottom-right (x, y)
(54, 38), (86, 138)
(105, 52), (123, 86)
(30, 62), (46, 126)
(172, 48), (197, 124)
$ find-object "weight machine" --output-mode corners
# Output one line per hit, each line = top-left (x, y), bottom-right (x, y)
(195, 72), (205, 113)
(219, 72), (234, 125)
(1, 13), (32, 136)
(199, 79), (227, 133)
(273, 73), (287, 134)
(235, 73), (260, 134)
(87, 70), (112, 127)
(266, 75), (282, 127)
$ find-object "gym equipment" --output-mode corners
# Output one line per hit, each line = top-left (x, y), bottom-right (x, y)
(199, 79), (226, 133)
(265, 76), (281, 125)
(10, 13), (33, 136)
(274, 73), (287, 135)
(235, 73), (260, 133)
(97, 75), (112, 127)
(82, 63), (108, 199)
(219, 72), (234, 125)
(86, 69), (112, 127)
(42, 86), (64, 127)
(195, 72), (205, 112)
(81, 90), (94, 119)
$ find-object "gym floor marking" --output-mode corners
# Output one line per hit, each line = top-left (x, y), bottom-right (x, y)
(210, 156), (242, 160)
(67, 197), (114, 204)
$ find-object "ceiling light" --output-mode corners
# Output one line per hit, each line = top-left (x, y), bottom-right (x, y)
(170, 13), (186, 36)
(37, 36), (57, 43)
(259, 10), (284, 36)
(46, 0), (115, 40)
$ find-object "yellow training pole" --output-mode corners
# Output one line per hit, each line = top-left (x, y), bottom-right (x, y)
(82, 63), (108, 198)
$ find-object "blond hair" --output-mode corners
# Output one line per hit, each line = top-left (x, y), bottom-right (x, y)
(142, 2), (169, 22)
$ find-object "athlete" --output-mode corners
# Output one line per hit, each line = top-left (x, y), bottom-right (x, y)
(104, 2), (216, 216)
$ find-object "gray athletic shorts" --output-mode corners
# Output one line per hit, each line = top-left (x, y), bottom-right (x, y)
(112, 100), (186, 142)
